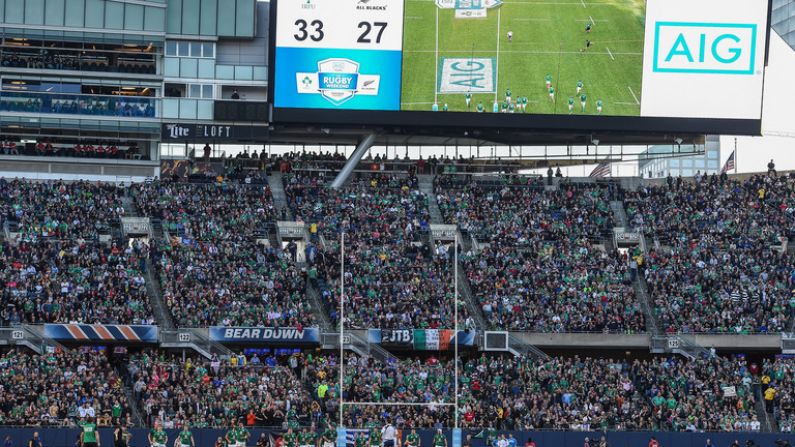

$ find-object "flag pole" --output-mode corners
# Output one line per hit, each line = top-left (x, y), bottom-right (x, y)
(734, 137), (738, 174)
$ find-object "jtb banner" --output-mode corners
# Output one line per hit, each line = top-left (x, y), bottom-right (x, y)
(43, 324), (158, 342)
(209, 327), (320, 344)
(369, 329), (477, 349)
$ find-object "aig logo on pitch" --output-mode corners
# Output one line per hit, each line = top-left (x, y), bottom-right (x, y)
(653, 22), (758, 75)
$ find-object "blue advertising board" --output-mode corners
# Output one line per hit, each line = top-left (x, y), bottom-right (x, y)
(209, 327), (320, 344)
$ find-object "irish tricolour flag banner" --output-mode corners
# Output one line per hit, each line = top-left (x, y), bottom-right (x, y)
(414, 330), (456, 350)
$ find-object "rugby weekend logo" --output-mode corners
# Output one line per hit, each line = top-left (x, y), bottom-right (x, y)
(436, 0), (503, 19)
(653, 22), (759, 75)
(295, 58), (381, 105)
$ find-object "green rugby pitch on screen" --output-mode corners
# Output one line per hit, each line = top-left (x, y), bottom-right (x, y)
(400, 0), (647, 116)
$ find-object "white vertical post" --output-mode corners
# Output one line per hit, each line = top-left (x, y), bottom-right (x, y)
(454, 234), (459, 429)
(339, 231), (345, 428)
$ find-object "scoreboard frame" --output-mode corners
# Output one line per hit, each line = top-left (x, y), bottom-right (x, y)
(267, 0), (772, 137)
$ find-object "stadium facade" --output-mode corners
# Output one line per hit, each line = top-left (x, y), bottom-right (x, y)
(637, 135), (721, 179)
(773, 0), (795, 49)
(0, 0), (269, 181)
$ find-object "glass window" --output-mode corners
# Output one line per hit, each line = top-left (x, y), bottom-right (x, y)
(178, 42), (190, 57)
(708, 160), (719, 170)
(682, 159), (693, 168)
(682, 169), (693, 177)
(202, 85), (213, 99)
(203, 43), (214, 58)
(166, 41), (177, 56)
(191, 42), (202, 57)
(669, 159), (680, 168)
(707, 149), (720, 159)
(189, 84), (201, 98)
(694, 159), (706, 169)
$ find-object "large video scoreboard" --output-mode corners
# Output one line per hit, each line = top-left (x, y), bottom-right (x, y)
(269, 0), (771, 134)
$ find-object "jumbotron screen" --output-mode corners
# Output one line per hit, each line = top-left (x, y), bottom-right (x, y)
(270, 0), (769, 126)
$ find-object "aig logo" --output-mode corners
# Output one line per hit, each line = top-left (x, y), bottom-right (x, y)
(653, 22), (758, 75)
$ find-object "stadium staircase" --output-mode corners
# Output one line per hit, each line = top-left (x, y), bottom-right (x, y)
(117, 365), (146, 427)
(754, 383), (777, 432)
(267, 172), (293, 219)
(121, 191), (175, 330)
(419, 174), (490, 332)
(418, 175), (444, 223)
(634, 277), (661, 337)
(306, 280), (334, 331)
(0, 325), (65, 355)
(507, 334), (550, 360)
(610, 200), (629, 227)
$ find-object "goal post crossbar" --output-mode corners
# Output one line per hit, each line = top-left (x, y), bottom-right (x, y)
(340, 401), (457, 407)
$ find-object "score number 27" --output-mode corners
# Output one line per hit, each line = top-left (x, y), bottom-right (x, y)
(293, 20), (388, 44)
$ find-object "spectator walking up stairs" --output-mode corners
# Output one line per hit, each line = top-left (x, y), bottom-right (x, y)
(754, 382), (777, 432)
(116, 364), (146, 427)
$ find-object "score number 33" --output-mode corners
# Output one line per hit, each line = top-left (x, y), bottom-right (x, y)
(293, 20), (387, 44)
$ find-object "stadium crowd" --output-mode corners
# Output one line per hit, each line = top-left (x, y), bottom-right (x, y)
(128, 350), (313, 428)
(132, 182), (313, 328)
(285, 173), (460, 329)
(0, 239), (153, 325)
(627, 174), (795, 333)
(761, 357), (795, 432)
(0, 349), (130, 426)
(434, 178), (643, 332)
(1, 179), (123, 240)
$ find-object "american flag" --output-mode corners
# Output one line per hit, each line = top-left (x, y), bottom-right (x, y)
(722, 150), (736, 173)
(589, 161), (612, 178)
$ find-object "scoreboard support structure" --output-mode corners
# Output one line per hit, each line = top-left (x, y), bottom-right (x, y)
(331, 133), (377, 189)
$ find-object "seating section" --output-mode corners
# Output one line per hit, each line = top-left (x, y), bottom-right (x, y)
(286, 173), (464, 329)
(761, 357), (795, 432)
(1, 180), (123, 240)
(0, 239), (153, 325)
(133, 182), (313, 327)
(627, 175), (795, 333)
(128, 351), (312, 428)
(436, 178), (644, 333)
(0, 349), (130, 426)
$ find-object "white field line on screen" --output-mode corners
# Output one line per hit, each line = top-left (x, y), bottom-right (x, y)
(575, 19), (609, 22)
(495, 7), (501, 103)
(590, 15), (596, 24)
(435, 5), (439, 101)
(627, 86), (640, 105)
(406, 16), (424, 19)
(606, 47), (615, 60)
(402, 101), (438, 105)
(406, 49), (642, 56)
(615, 101), (641, 106)
(581, 0), (587, 7)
